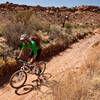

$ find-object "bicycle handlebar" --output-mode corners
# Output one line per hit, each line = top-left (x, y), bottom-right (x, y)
(11, 56), (34, 65)
(18, 59), (36, 67)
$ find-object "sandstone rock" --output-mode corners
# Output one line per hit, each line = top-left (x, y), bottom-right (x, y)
(91, 41), (100, 48)
(94, 28), (100, 34)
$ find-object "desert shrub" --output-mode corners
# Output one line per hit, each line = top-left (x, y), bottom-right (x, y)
(29, 15), (43, 31)
(41, 21), (50, 32)
(29, 15), (50, 32)
(47, 25), (62, 40)
(49, 25), (62, 34)
(15, 10), (33, 25)
(64, 23), (72, 33)
(66, 34), (74, 41)
(0, 24), (6, 37)
(2, 23), (33, 49)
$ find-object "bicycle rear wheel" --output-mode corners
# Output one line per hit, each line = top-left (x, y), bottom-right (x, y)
(10, 70), (27, 89)
(39, 61), (46, 75)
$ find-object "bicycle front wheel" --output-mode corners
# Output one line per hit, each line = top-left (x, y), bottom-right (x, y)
(10, 70), (27, 89)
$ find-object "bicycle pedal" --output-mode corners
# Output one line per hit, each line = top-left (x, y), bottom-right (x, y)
(39, 79), (43, 83)
(36, 68), (42, 75)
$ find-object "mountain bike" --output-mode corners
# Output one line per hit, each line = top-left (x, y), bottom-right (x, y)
(9, 59), (46, 89)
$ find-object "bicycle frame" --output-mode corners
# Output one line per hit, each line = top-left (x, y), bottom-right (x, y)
(18, 59), (37, 73)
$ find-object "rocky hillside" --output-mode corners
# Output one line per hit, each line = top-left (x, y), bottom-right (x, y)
(0, 2), (100, 26)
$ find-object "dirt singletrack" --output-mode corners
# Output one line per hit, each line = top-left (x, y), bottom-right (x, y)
(0, 34), (100, 100)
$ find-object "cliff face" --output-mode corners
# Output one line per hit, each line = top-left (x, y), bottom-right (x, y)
(0, 2), (100, 25)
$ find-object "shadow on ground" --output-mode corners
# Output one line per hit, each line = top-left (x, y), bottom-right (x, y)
(0, 74), (11, 88)
(14, 73), (53, 95)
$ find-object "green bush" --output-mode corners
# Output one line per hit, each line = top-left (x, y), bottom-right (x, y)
(2, 23), (33, 49)
(78, 25), (89, 28)
(90, 25), (100, 29)
(65, 23), (72, 29)
(73, 24), (91, 29)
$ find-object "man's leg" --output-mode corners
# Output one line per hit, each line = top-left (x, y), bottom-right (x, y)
(35, 61), (40, 68)
(35, 48), (42, 74)
(35, 48), (42, 66)
(28, 50), (36, 63)
(30, 55), (37, 63)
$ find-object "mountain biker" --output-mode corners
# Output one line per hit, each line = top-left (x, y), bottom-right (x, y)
(18, 34), (42, 74)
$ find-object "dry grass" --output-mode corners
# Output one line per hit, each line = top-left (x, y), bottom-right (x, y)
(47, 69), (88, 100)
(87, 40), (100, 73)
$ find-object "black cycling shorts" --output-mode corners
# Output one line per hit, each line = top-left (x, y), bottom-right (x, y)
(29, 48), (42, 61)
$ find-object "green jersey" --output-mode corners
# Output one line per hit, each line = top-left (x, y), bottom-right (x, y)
(21, 40), (41, 55)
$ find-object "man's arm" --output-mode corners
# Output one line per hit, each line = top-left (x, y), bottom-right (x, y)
(18, 50), (24, 58)
(18, 43), (25, 58)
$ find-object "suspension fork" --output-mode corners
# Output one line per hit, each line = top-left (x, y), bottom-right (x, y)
(18, 66), (25, 81)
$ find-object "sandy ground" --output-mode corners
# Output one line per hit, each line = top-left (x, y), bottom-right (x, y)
(0, 34), (100, 100)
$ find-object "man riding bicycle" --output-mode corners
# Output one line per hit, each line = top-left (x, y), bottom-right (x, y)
(18, 34), (42, 74)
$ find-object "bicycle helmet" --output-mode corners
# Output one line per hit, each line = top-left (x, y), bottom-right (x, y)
(20, 34), (29, 41)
